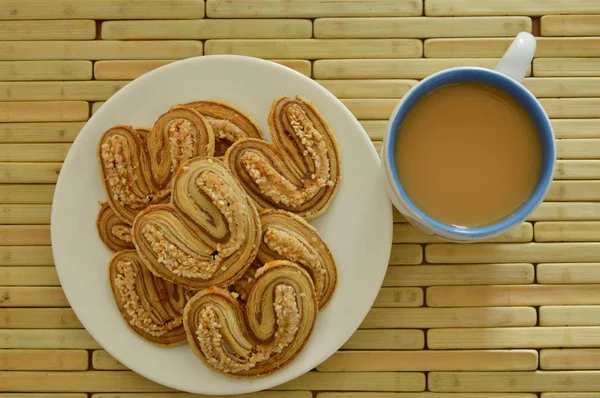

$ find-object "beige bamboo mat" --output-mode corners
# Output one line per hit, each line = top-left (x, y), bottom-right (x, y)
(1, 0), (600, 396)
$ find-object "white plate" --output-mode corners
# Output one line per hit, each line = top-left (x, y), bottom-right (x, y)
(51, 55), (393, 395)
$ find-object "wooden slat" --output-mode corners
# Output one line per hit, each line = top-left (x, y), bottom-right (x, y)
(0, 145), (70, 162)
(92, 350), (126, 371)
(0, 226), (50, 246)
(318, 394), (538, 398)
(542, 15), (600, 36)
(524, 78), (600, 98)
(0, 61), (92, 81)
(425, 38), (600, 58)
(394, 222), (532, 244)
(427, 327), (600, 349)
(0, 0), (205, 19)
(206, 0), (422, 18)
(205, 39), (423, 59)
(0, 287), (68, 307)
(546, 181), (600, 201)
(0, 102), (88, 122)
(94, 60), (175, 80)
(389, 244), (423, 265)
(426, 284), (600, 307)
(342, 329), (425, 350)
(0, 205), (51, 223)
(384, 263), (534, 286)
(537, 263), (600, 284)
(313, 58), (501, 79)
(541, 349), (600, 370)
(0, 308), (82, 329)
(0, 246), (54, 266)
(541, 99), (600, 119)
(93, 59), (311, 79)
(0, 371), (169, 392)
(534, 58), (600, 77)
(317, 79), (417, 99)
(0, 267), (60, 286)
(0, 330), (99, 349)
(317, 350), (538, 372)
(314, 17), (531, 38)
(373, 287), (423, 307)
(341, 99), (397, 120)
(361, 307), (536, 329)
(539, 306), (600, 326)
(0, 395), (86, 398)
(0, 185), (56, 203)
(0, 123), (83, 143)
(536, 222), (600, 242)
(542, 394), (600, 398)
(428, 371), (600, 393)
(0, 350), (88, 371)
(554, 162), (599, 182)
(426, 243), (600, 264)
(557, 139), (600, 159)
(0, 81), (127, 101)
(102, 19), (312, 39)
(425, 1), (600, 16)
(359, 121), (387, 140)
(95, 394), (311, 398)
(0, 20), (95, 40)
(0, 163), (62, 183)
(552, 119), (600, 139)
(529, 203), (600, 221)
(0, 41), (203, 61)
(91, 102), (104, 114)
(275, 372), (426, 392)
(270, 60), (312, 77)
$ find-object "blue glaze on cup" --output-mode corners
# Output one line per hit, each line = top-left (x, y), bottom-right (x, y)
(380, 33), (556, 242)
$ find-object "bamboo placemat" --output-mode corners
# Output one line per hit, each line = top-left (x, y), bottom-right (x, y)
(1, 0), (600, 397)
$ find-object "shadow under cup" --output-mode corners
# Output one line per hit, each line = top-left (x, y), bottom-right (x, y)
(384, 67), (556, 242)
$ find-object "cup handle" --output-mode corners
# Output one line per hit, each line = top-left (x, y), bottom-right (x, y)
(494, 32), (536, 83)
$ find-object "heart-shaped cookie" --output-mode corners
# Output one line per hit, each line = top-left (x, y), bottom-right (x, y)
(131, 157), (261, 289)
(98, 106), (215, 225)
(224, 96), (341, 220)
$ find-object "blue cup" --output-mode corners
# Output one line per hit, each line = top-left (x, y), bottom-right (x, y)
(381, 32), (555, 242)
